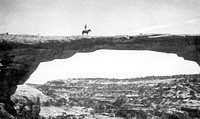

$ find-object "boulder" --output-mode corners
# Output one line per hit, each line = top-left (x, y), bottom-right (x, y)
(181, 106), (200, 118)
(11, 84), (49, 119)
(161, 110), (179, 119)
(161, 109), (189, 119)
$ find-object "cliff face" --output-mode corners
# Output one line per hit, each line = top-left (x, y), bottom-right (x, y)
(0, 34), (200, 117)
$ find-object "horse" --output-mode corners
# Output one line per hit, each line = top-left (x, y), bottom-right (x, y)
(82, 29), (91, 35)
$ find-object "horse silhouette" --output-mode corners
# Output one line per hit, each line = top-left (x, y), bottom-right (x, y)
(82, 29), (91, 35)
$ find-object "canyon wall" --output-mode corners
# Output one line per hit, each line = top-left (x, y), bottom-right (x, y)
(0, 34), (200, 117)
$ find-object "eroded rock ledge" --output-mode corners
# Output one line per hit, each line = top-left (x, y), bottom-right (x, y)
(0, 34), (200, 117)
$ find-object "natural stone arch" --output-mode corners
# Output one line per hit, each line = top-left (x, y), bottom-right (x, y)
(0, 34), (200, 117)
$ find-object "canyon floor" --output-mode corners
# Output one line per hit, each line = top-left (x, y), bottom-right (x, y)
(11, 74), (200, 119)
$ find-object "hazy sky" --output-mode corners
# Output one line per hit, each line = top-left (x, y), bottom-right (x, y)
(0, 0), (200, 35)
(27, 50), (200, 84)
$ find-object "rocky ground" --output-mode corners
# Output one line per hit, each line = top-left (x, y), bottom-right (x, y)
(10, 74), (200, 119)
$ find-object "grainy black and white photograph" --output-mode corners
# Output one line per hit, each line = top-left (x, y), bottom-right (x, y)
(0, 0), (200, 119)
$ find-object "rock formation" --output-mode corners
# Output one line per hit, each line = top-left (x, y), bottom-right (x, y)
(0, 34), (200, 117)
(11, 84), (42, 119)
(12, 84), (49, 104)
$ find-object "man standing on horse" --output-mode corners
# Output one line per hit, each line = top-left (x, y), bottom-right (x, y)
(82, 24), (91, 35)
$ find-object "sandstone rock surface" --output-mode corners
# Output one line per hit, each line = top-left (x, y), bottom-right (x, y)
(0, 34), (200, 118)
(11, 84), (44, 119)
(12, 84), (49, 103)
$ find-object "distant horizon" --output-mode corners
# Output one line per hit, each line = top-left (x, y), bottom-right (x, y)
(1, 33), (200, 36)
(26, 73), (200, 85)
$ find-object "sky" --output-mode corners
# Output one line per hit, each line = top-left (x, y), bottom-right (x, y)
(0, 0), (200, 35)
(27, 50), (200, 84)
(1, 0), (200, 84)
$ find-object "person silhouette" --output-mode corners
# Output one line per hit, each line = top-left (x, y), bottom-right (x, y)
(84, 24), (87, 30)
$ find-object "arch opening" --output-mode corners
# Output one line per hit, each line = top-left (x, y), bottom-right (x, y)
(27, 50), (200, 84)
